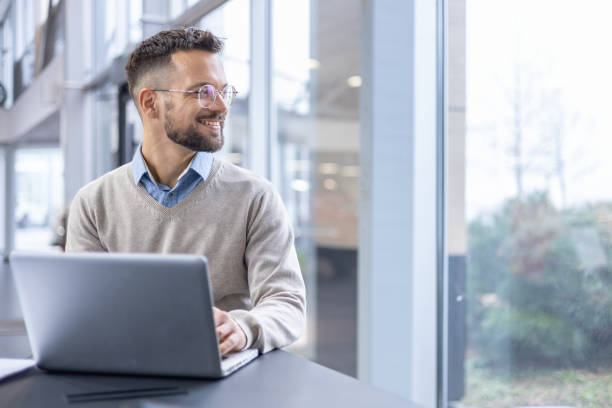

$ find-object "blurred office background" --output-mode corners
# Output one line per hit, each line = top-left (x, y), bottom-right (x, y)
(1, 0), (612, 407)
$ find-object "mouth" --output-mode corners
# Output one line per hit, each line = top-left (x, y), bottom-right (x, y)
(197, 118), (223, 131)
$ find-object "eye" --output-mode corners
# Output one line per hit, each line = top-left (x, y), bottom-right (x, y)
(199, 84), (215, 97)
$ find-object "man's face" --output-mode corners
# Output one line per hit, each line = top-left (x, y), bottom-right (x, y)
(160, 50), (229, 152)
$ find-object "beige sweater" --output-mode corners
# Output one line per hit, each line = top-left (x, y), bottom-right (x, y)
(66, 159), (306, 353)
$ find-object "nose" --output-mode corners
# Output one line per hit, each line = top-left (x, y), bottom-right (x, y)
(210, 93), (229, 114)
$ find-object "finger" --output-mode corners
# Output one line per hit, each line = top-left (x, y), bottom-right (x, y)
(219, 333), (239, 356)
(212, 308), (228, 326)
(213, 307), (222, 323)
(219, 335), (233, 356)
(216, 322), (234, 342)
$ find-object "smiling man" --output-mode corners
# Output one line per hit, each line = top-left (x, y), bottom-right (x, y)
(65, 28), (306, 357)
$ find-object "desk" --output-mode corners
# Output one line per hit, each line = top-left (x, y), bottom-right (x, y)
(0, 350), (420, 407)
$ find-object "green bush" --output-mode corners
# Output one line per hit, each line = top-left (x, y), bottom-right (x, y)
(467, 192), (612, 369)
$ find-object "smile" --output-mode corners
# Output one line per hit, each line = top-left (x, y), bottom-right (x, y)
(198, 119), (222, 129)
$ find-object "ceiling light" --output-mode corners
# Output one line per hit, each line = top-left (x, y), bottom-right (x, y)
(319, 162), (339, 175)
(286, 160), (310, 173)
(323, 178), (337, 190)
(347, 75), (362, 88)
(290, 179), (310, 192)
(341, 165), (359, 177)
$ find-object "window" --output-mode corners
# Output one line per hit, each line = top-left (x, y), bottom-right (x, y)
(0, 147), (5, 252)
(198, 0), (250, 167)
(0, 17), (12, 108)
(94, 0), (129, 72)
(93, 85), (118, 177)
(169, 0), (203, 20)
(12, 0), (35, 97)
(14, 148), (64, 251)
(128, 0), (142, 44)
(14, 0), (35, 60)
(446, 0), (612, 406)
(273, 0), (360, 376)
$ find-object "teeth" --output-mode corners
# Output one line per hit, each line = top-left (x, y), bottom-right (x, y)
(201, 120), (220, 126)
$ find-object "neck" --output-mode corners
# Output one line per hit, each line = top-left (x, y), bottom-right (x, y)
(141, 137), (196, 188)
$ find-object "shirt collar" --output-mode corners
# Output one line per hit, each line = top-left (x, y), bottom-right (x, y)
(131, 145), (214, 186)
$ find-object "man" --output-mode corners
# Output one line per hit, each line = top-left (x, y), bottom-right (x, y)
(66, 28), (306, 357)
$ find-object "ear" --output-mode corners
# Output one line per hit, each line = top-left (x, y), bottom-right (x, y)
(139, 88), (160, 118)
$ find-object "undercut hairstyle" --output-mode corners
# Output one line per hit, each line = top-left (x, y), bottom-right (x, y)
(124, 27), (224, 106)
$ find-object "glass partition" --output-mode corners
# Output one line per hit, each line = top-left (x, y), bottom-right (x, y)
(273, 0), (360, 376)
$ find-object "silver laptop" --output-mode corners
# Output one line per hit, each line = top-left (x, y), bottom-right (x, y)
(9, 251), (258, 378)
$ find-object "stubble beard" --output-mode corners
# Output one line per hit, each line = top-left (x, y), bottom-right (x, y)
(164, 107), (225, 153)
(166, 120), (224, 152)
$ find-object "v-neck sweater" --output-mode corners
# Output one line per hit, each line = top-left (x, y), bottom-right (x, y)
(65, 159), (306, 353)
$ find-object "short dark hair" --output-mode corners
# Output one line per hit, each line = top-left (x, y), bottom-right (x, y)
(124, 27), (224, 105)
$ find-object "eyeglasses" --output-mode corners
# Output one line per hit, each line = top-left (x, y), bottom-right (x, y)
(152, 84), (237, 109)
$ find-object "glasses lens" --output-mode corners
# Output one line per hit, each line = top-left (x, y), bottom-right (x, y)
(198, 84), (216, 108)
(225, 85), (237, 106)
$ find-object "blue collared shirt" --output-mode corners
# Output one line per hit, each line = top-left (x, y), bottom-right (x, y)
(131, 146), (214, 208)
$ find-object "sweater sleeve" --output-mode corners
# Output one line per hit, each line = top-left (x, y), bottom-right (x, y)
(65, 189), (107, 252)
(228, 185), (306, 354)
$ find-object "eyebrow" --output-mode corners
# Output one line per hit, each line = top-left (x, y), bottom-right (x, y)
(187, 81), (229, 90)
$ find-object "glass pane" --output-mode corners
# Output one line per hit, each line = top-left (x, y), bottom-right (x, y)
(37, 0), (49, 25)
(0, 147), (4, 252)
(14, 0), (24, 58)
(169, 0), (187, 19)
(274, 0), (360, 376)
(1, 15), (13, 108)
(129, 0), (143, 44)
(199, 0), (250, 167)
(94, 85), (118, 176)
(14, 148), (64, 251)
(447, 0), (612, 406)
(94, 0), (127, 71)
(0, 20), (4, 89)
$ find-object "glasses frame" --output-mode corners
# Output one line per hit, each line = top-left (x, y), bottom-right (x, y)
(152, 84), (238, 109)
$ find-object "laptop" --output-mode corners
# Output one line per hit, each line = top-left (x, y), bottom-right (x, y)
(9, 251), (259, 378)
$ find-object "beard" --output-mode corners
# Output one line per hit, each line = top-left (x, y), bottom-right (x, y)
(164, 114), (225, 153)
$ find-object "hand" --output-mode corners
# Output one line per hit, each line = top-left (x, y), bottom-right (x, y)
(213, 307), (247, 357)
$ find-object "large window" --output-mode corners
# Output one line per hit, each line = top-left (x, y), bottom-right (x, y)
(0, 147), (5, 252)
(0, 15), (12, 108)
(14, 0), (35, 61)
(93, 84), (119, 177)
(94, 0), (130, 73)
(198, 0), (250, 167)
(274, 0), (360, 376)
(169, 0), (201, 19)
(128, 0), (143, 45)
(12, 0), (35, 97)
(14, 148), (64, 251)
(446, 0), (612, 406)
